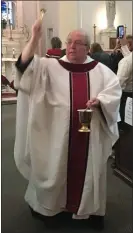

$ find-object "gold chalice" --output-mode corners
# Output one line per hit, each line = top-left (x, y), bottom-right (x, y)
(77, 109), (93, 132)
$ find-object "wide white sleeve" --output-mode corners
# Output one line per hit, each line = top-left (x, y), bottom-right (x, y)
(14, 90), (31, 180)
(14, 55), (48, 95)
(97, 64), (122, 126)
(14, 55), (48, 179)
(96, 64), (122, 145)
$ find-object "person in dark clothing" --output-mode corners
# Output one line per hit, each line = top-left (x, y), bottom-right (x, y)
(61, 48), (66, 57)
(110, 50), (123, 74)
(90, 43), (113, 70)
(46, 37), (62, 59)
(110, 39), (123, 74)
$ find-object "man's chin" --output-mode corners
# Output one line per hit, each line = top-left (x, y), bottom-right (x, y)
(68, 54), (76, 60)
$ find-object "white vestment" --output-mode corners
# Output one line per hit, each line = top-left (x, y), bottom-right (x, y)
(14, 55), (122, 219)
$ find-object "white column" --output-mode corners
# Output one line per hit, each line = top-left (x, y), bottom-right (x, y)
(36, 1), (42, 56)
(16, 1), (24, 28)
(77, 1), (83, 28)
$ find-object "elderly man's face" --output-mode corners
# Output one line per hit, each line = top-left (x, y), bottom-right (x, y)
(66, 31), (89, 64)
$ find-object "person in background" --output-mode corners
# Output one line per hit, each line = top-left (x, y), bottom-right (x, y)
(126, 35), (133, 52)
(111, 39), (123, 74)
(111, 35), (133, 74)
(61, 48), (66, 57)
(46, 37), (62, 59)
(90, 42), (113, 70)
(112, 36), (132, 168)
(117, 38), (132, 130)
(120, 35), (133, 56)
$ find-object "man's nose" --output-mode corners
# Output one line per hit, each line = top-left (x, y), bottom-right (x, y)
(70, 42), (76, 48)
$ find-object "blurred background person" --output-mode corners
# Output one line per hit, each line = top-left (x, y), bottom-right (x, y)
(111, 35), (133, 74)
(61, 48), (66, 57)
(117, 44), (132, 130)
(111, 36), (132, 167)
(46, 37), (62, 59)
(111, 39), (123, 74)
(126, 35), (133, 51)
(90, 42), (113, 70)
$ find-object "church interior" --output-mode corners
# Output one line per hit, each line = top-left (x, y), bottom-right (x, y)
(1, 1), (132, 233)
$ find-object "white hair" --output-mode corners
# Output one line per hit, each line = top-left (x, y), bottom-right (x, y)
(67, 29), (91, 48)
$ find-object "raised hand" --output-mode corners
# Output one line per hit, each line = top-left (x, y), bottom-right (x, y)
(113, 39), (121, 53)
(21, 19), (43, 63)
(119, 36), (128, 47)
(31, 19), (42, 43)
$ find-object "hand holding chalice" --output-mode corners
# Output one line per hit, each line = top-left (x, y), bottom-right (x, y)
(77, 98), (100, 133)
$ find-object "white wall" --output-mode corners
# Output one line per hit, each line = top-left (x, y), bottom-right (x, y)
(115, 1), (132, 34)
(22, 1), (37, 30)
(16, 1), (59, 55)
(78, 1), (107, 43)
(16, 1), (23, 28)
(39, 1), (79, 51)
(58, 1), (79, 47)
(16, 1), (132, 54)
(39, 1), (59, 54)
(21, 1), (79, 52)
(78, 1), (132, 43)
(40, 1), (79, 50)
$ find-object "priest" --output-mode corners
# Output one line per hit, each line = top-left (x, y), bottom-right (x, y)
(14, 19), (122, 230)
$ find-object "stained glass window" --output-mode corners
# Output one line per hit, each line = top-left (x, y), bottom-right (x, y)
(1, 1), (13, 27)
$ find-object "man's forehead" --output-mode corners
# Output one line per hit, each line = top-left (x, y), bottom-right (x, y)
(67, 31), (85, 41)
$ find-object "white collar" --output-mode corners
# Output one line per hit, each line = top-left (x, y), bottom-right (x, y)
(60, 55), (94, 64)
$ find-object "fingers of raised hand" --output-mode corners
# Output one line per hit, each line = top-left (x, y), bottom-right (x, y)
(33, 19), (42, 30)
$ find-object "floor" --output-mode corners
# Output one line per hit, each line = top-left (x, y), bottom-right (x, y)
(1, 104), (132, 233)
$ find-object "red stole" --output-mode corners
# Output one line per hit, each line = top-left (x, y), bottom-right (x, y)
(58, 60), (98, 213)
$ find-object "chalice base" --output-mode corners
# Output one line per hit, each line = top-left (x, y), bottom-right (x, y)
(78, 124), (90, 132)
